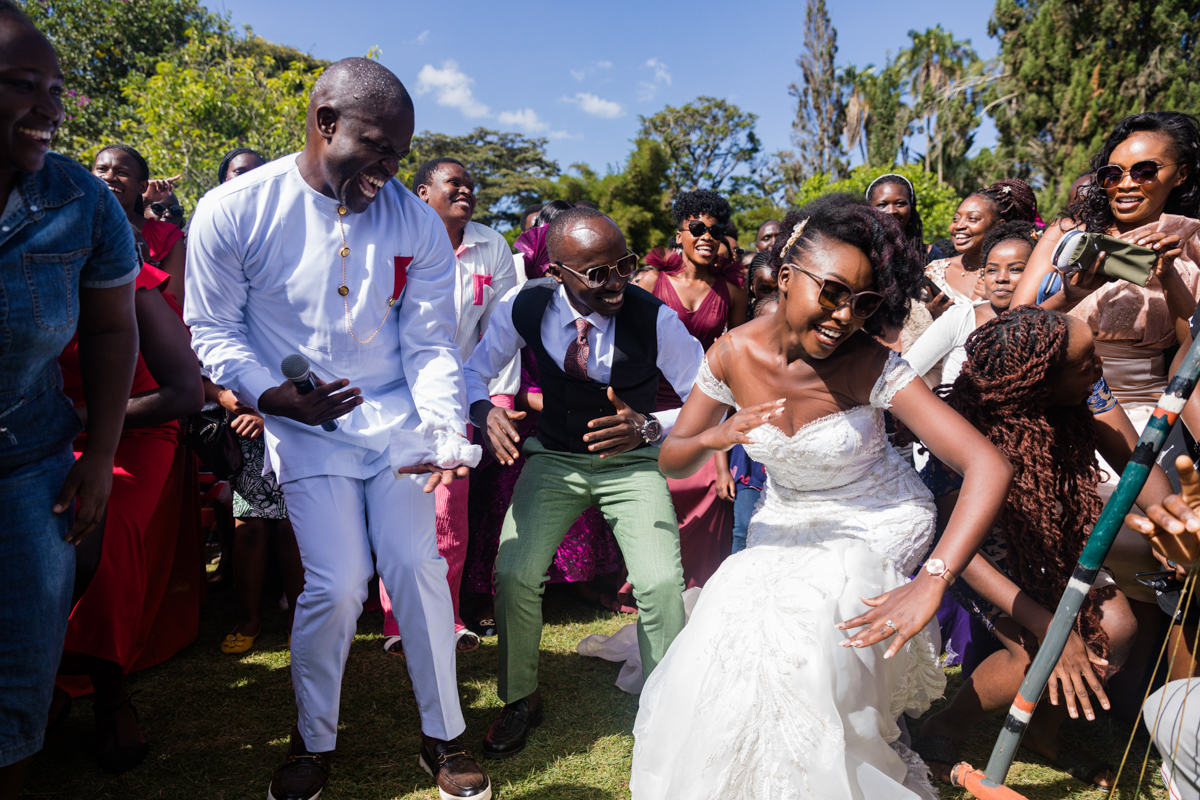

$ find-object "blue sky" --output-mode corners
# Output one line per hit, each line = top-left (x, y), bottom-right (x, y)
(214, 0), (1000, 176)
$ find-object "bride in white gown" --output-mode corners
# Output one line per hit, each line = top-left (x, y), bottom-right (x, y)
(631, 196), (1013, 800)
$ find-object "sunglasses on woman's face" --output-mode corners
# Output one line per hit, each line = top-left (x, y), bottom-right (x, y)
(553, 251), (639, 287)
(1095, 160), (1184, 190)
(793, 266), (883, 319)
(681, 221), (729, 240)
(151, 202), (184, 218)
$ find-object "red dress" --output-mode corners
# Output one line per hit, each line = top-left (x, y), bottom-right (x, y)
(57, 265), (202, 691)
(651, 273), (734, 587)
(140, 218), (182, 269)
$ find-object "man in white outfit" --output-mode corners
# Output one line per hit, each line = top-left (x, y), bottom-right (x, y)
(184, 58), (491, 800)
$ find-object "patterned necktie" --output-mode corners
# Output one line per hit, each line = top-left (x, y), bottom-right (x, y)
(564, 318), (591, 380)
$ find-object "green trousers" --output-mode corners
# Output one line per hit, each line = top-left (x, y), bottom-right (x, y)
(495, 437), (686, 703)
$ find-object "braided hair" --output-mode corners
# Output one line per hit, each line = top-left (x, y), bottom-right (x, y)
(771, 193), (924, 336)
(1072, 112), (1200, 232)
(968, 178), (1038, 225)
(944, 306), (1108, 660)
(979, 220), (1039, 267)
(96, 144), (150, 215)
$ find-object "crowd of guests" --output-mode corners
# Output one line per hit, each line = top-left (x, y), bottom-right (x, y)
(7, 3), (1200, 797)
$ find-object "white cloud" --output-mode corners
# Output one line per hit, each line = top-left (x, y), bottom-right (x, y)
(570, 69), (587, 81)
(563, 92), (624, 119)
(410, 30), (429, 45)
(644, 58), (672, 85)
(596, 60), (613, 70)
(414, 60), (490, 118)
(498, 108), (548, 132)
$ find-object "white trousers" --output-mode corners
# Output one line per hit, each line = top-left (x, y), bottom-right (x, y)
(282, 469), (465, 751)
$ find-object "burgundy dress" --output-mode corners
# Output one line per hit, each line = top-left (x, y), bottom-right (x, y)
(651, 273), (735, 587)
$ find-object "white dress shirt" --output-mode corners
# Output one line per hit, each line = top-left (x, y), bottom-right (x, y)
(463, 283), (704, 432)
(452, 221), (519, 396)
(904, 300), (985, 387)
(185, 154), (468, 484)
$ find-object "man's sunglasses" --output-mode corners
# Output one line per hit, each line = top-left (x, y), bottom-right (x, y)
(680, 221), (729, 240)
(553, 251), (639, 287)
(151, 202), (184, 218)
(1095, 161), (1184, 191)
(793, 266), (884, 319)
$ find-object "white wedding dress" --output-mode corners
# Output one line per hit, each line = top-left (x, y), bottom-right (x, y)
(630, 352), (946, 800)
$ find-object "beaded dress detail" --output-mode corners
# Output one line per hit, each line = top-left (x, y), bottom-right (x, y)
(631, 351), (945, 800)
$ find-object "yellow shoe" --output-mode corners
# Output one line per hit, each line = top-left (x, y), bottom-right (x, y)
(221, 629), (257, 654)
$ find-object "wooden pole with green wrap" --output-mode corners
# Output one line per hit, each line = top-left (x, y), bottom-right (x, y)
(950, 332), (1200, 798)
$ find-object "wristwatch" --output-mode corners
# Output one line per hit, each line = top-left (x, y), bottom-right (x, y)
(638, 413), (664, 444)
(924, 558), (956, 585)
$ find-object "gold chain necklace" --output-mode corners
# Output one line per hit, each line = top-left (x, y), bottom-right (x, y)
(336, 204), (394, 345)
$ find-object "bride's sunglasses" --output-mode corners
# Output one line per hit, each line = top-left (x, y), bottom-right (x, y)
(793, 266), (884, 319)
(1095, 160), (1184, 190)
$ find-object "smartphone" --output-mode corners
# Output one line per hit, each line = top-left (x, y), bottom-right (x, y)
(1052, 230), (1158, 287)
(918, 276), (943, 303)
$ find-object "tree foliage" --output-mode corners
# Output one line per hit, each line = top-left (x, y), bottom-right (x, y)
(121, 31), (322, 208)
(636, 97), (761, 197)
(19, 0), (222, 160)
(988, 0), (1200, 214)
(406, 129), (559, 230)
(797, 163), (962, 244)
(784, 0), (846, 193)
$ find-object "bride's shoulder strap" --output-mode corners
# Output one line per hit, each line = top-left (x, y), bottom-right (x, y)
(695, 338), (737, 407)
(869, 349), (921, 410)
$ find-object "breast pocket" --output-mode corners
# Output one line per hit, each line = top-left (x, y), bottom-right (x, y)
(23, 248), (88, 331)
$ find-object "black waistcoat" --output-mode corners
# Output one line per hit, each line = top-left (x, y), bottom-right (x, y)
(512, 278), (662, 454)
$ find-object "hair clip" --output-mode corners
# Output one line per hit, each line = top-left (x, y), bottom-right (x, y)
(783, 219), (809, 254)
(1001, 185), (1012, 194)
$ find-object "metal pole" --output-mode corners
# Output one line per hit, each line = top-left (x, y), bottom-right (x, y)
(974, 334), (1200, 788)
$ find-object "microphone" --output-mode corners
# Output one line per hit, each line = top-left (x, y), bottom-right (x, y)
(280, 354), (339, 432)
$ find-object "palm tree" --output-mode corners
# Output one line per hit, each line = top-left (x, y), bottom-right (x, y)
(898, 26), (977, 181)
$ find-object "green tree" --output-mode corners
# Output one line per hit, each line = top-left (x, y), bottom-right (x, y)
(20, 0), (223, 160)
(636, 97), (762, 196)
(798, 163), (962, 244)
(407, 128), (559, 229)
(785, 0), (846, 191)
(988, 0), (1200, 214)
(897, 25), (981, 185)
(120, 30), (322, 209)
(840, 60), (911, 169)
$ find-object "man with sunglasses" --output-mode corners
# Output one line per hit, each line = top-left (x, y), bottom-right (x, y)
(463, 207), (703, 758)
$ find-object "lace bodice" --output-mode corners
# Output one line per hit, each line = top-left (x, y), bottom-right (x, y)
(696, 351), (918, 493)
(695, 351), (935, 576)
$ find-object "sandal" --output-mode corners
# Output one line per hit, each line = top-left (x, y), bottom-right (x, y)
(220, 627), (258, 655)
(914, 734), (960, 783)
(383, 635), (405, 658)
(95, 690), (148, 775)
(473, 617), (497, 638)
(456, 629), (481, 653)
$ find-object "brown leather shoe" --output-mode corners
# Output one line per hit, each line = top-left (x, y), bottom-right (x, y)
(419, 735), (492, 799)
(268, 727), (330, 800)
(482, 688), (543, 759)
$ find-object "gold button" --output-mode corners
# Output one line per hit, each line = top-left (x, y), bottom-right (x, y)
(387, 298), (395, 306)
(337, 205), (347, 216)
(340, 247), (350, 257)
(338, 285), (349, 296)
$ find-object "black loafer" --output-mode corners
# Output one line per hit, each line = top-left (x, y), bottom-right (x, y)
(419, 735), (492, 799)
(482, 688), (543, 759)
(268, 727), (330, 800)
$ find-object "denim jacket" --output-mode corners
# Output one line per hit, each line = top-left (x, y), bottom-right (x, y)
(0, 153), (138, 466)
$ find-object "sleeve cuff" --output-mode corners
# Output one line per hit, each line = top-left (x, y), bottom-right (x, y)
(80, 264), (140, 290)
(238, 368), (280, 410)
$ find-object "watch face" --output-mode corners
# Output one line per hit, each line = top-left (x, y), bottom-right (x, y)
(645, 420), (663, 442)
(926, 558), (947, 575)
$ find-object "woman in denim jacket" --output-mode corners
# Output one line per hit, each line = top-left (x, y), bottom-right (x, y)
(0, 5), (139, 795)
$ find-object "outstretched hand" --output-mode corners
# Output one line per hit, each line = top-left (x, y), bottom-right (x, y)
(1061, 252), (1116, 304)
(482, 405), (527, 466)
(257, 375), (362, 428)
(838, 572), (946, 660)
(1126, 454), (1200, 579)
(397, 463), (470, 493)
(1046, 628), (1110, 721)
(698, 399), (786, 452)
(582, 387), (646, 459)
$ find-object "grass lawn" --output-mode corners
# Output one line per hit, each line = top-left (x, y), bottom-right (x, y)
(23, 583), (1169, 799)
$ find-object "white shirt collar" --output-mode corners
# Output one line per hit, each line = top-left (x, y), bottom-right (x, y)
(554, 283), (613, 334)
(458, 220), (487, 252)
